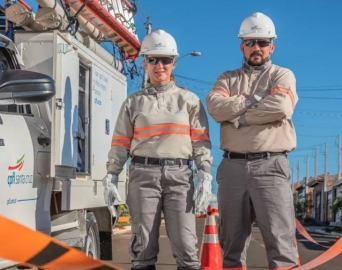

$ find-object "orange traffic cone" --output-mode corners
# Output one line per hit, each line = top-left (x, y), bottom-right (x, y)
(199, 206), (222, 270)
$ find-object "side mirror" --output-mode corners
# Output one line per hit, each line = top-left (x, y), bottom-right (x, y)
(0, 70), (55, 104)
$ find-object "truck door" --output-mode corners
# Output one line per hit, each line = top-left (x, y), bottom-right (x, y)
(0, 111), (37, 228)
(52, 37), (79, 178)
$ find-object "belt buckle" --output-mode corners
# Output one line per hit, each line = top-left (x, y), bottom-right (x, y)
(161, 159), (176, 166)
(159, 158), (165, 166)
(247, 153), (264, 161)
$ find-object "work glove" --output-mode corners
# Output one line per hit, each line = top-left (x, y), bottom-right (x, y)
(230, 114), (247, 129)
(245, 93), (263, 109)
(193, 170), (213, 214)
(103, 173), (122, 217)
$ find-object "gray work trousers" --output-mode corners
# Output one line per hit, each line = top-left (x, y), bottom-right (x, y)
(127, 163), (201, 268)
(216, 155), (298, 270)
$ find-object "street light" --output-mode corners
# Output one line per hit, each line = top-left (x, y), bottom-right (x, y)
(177, 51), (201, 62)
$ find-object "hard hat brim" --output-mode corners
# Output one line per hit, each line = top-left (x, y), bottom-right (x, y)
(238, 33), (277, 39)
(139, 50), (179, 57)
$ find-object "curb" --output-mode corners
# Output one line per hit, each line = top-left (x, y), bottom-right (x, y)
(113, 226), (131, 235)
(304, 227), (342, 239)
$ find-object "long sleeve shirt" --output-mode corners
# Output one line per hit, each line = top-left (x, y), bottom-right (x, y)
(107, 81), (212, 174)
(206, 61), (298, 153)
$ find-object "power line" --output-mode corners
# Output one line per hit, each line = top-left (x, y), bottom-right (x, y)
(296, 111), (342, 117)
(299, 96), (342, 100)
(296, 134), (338, 138)
(296, 123), (342, 129)
(298, 88), (342, 92)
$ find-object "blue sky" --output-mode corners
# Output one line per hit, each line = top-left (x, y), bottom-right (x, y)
(22, 0), (342, 192)
(127, 0), (342, 192)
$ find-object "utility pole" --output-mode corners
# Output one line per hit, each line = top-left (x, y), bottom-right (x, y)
(324, 143), (328, 192)
(297, 160), (300, 185)
(338, 134), (341, 180)
(305, 155), (309, 195)
(304, 155), (309, 218)
(291, 162), (294, 193)
(142, 17), (152, 88)
(323, 143), (328, 224)
(314, 148), (318, 178)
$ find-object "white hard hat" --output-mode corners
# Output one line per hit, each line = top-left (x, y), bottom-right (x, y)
(139, 29), (179, 56)
(238, 12), (277, 39)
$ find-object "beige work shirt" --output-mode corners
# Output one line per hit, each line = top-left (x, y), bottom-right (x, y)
(206, 61), (298, 153)
(107, 81), (212, 175)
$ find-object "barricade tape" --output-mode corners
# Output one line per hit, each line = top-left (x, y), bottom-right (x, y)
(197, 208), (342, 269)
(1, 213), (341, 270)
(295, 219), (329, 249)
(0, 216), (122, 270)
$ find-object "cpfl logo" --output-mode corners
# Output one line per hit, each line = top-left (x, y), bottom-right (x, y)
(7, 154), (33, 187)
(8, 154), (25, 171)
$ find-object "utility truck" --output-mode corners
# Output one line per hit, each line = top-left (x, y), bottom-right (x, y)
(0, 0), (140, 268)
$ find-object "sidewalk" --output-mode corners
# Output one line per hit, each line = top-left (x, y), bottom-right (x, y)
(304, 226), (342, 239)
(113, 224), (131, 235)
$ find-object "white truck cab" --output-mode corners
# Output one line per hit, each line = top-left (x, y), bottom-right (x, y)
(0, 30), (127, 269)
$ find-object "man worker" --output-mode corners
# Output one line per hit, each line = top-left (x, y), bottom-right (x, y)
(206, 12), (299, 270)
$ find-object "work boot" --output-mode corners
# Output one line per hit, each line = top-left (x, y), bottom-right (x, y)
(177, 266), (202, 270)
(131, 265), (156, 270)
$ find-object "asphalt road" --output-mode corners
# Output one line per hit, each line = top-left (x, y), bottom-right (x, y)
(111, 218), (342, 270)
(6, 219), (342, 270)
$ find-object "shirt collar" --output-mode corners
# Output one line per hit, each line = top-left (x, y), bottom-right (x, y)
(146, 80), (174, 93)
(243, 60), (272, 72)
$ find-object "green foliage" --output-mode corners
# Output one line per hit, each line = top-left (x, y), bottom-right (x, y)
(118, 204), (130, 217)
(295, 201), (304, 220)
(331, 197), (342, 215)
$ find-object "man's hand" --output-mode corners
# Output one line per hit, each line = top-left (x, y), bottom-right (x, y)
(245, 93), (263, 109)
(245, 95), (258, 109)
(103, 173), (122, 217)
(230, 114), (247, 129)
(193, 170), (213, 214)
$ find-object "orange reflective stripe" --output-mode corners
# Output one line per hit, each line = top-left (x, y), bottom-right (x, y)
(112, 142), (130, 148)
(211, 88), (230, 97)
(191, 135), (210, 141)
(272, 266), (295, 270)
(134, 130), (190, 138)
(271, 86), (295, 109)
(190, 129), (209, 134)
(191, 129), (209, 141)
(112, 135), (131, 142)
(111, 135), (131, 148)
(134, 123), (190, 132)
(223, 267), (247, 270)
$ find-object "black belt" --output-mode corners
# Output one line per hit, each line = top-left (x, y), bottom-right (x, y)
(131, 156), (190, 166)
(223, 151), (287, 161)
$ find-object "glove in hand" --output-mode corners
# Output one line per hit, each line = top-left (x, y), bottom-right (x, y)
(103, 173), (122, 217)
(193, 170), (213, 214)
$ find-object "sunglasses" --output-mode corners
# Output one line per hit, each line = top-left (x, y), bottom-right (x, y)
(243, 39), (271, 48)
(145, 56), (175, 65)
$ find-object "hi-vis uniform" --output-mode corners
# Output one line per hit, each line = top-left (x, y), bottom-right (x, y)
(107, 81), (211, 268)
(206, 61), (299, 270)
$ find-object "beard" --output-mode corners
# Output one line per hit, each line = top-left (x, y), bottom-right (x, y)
(246, 52), (270, 66)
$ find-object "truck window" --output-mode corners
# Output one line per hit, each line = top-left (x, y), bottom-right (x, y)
(77, 64), (90, 174)
(0, 48), (31, 114)
(0, 47), (12, 74)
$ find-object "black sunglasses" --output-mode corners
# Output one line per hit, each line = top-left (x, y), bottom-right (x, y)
(243, 39), (271, 48)
(145, 56), (175, 65)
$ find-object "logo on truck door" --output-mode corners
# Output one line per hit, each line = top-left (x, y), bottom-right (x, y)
(8, 154), (25, 171)
(7, 154), (33, 187)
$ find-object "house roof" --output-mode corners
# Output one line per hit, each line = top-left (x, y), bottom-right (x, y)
(307, 179), (324, 187)
(296, 185), (304, 191)
(333, 179), (342, 187)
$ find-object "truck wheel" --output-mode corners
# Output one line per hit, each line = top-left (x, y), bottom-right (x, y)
(83, 212), (100, 259)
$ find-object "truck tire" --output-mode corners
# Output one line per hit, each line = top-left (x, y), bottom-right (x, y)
(83, 212), (100, 259)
